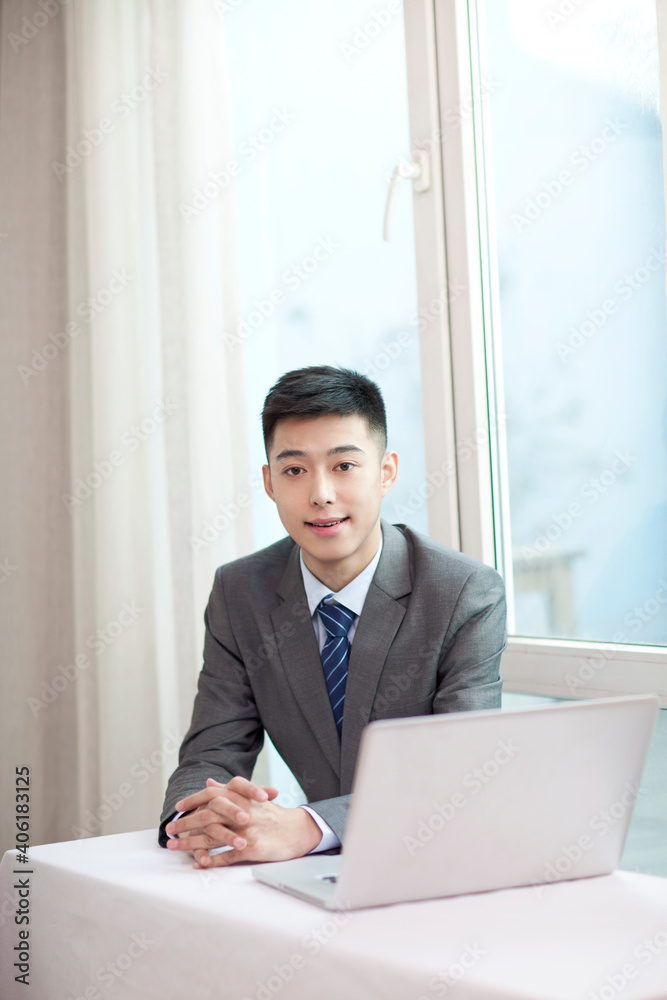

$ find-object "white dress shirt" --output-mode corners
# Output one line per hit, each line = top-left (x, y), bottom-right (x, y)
(299, 537), (383, 852)
(168, 535), (383, 856)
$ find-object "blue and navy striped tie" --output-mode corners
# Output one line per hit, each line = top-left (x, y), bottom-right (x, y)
(317, 598), (354, 737)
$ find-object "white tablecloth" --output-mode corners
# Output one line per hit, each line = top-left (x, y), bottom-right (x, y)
(1, 829), (667, 1000)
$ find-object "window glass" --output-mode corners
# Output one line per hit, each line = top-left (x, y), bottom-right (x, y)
(479, 0), (667, 644)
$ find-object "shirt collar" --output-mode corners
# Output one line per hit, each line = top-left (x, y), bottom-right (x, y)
(300, 534), (383, 619)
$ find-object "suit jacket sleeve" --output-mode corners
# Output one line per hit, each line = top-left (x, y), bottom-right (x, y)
(158, 567), (264, 847)
(432, 561), (506, 713)
(303, 795), (350, 845)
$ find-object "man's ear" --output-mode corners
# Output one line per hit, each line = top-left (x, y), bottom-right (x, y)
(380, 451), (399, 496)
(262, 463), (276, 502)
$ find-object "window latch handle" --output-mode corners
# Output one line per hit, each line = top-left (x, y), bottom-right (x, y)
(383, 148), (430, 242)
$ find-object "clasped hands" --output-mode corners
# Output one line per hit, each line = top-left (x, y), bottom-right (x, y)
(165, 776), (322, 868)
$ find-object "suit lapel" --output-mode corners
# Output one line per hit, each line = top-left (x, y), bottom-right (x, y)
(340, 521), (412, 791)
(272, 545), (341, 779)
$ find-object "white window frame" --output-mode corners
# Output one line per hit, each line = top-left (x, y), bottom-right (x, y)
(403, 0), (667, 705)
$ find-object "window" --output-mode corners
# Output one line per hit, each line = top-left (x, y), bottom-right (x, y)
(479, 0), (667, 647)
(424, 0), (667, 698)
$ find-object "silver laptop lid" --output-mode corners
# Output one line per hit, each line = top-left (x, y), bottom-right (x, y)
(331, 694), (658, 908)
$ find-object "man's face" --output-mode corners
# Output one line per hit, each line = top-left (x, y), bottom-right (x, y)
(262, 413), (398, 589)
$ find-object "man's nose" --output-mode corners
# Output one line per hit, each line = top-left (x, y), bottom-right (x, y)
(310, 471), (335, 505)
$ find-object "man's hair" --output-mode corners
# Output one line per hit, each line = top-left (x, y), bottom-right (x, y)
(262, 366), (387, 458)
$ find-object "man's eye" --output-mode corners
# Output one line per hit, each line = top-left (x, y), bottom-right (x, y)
(284, 467), (303, 476)
(337, 462), (354, 472)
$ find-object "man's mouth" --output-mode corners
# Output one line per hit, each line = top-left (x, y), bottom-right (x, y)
(306, 517), (349, 528)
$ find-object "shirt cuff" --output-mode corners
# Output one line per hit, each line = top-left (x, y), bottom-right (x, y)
(300, 806), (341, 852)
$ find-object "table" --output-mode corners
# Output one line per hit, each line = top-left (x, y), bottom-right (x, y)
(1, 830), (667, 1000)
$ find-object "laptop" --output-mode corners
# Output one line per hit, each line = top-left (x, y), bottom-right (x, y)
(252, 694), (658, 909)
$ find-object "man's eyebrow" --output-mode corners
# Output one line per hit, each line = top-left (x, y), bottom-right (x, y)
(274, 449), (307, 461)
(273, 444), (365, 462)
(327, 444), (365, 456)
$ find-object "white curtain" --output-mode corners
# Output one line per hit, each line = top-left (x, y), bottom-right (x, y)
(0, 0), (256, 851)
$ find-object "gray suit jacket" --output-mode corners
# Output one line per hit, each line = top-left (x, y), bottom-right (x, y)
(159, 520), (506, 847)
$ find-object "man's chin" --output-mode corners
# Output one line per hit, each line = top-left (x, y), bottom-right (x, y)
(295, 529), (357, 566)
(299, 538), (353, 563)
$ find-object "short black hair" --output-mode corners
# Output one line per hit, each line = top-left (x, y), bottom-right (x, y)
(262, 366), (387, 458)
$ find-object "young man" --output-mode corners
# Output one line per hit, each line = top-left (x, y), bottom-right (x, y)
(160, 366), (506, 868)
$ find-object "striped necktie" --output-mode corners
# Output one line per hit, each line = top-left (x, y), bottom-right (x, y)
(317, 599), (354, 737)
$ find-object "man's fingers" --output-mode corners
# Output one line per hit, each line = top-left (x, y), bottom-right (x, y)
(192, 846), (237, 868)
(193, 847), (243, 869)
(167, 825), (247, 854)
(213, 779), (278, 802)
(193, 848), (216, 867)
(166, 800), (249, 837)
(175, 786), (225, 812)
(226, 775), (271, 802)
(175, 785), (252, 815)
(175, 778), (271, 814)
